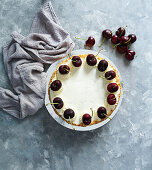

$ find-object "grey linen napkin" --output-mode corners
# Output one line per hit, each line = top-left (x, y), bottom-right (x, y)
(0, 2), (75, 119)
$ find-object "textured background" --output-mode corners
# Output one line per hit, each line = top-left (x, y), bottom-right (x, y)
(0, 0), (152, 170)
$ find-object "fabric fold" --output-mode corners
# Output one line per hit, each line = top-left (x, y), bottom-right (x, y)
(0, 1), (75, 119)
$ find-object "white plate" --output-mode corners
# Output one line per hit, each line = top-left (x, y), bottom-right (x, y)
(45, 49), (123, 131)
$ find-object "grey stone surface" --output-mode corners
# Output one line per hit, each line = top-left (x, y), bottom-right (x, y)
(0, 0), (152, 170)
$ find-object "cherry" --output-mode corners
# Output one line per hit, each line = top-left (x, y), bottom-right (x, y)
(97, 107), (107, 119)
(53, 97), (63, 109)
(119, 36), (130, 45)
(116, 27), (126, 37)
(111, 35), (119, 44)
(72, 56), (82, 67)
(82, 114), (91, 125)
(107, 83), (119, 93)
(86, 54), (97, 66)
(117, 45), (128, 54)
(85, 36), (95, 47)
(107, 94), (116, 105)
(102, 29), (112, 39)
(127, 50), (135, 56)
(105, 70), (116, 80)
(125, 53), (134, 61)
(59, 65), (70, 74)
(50, 80), (62, 91)
(125, 50), (135, 61)
(98, 60), (108, 72)
(64, 109), (75, 119)
(128, 34), (137, 43)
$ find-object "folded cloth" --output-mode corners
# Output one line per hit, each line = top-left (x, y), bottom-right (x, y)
(0, 1), (75, 119)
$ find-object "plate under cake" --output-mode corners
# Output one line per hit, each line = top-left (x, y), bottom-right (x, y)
(48, 53), (121, 127)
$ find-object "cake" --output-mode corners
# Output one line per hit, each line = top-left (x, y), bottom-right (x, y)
(47, 53), (121, 127)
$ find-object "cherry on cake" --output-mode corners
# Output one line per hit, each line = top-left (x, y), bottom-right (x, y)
(48, 54), (121, 126)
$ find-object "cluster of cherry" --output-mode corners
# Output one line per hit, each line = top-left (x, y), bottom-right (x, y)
(76, 26), (137, 61)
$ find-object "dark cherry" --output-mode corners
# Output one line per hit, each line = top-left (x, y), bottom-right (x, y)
(107, 83), (119, 93)
(97, 107), (107, 119)
(98, 60), (108, 72)
(86, 54), (97, 66)
(50, 80), (62, 91)
(125, 53), (134, 61)
(117, 45), (128, 54)
(102, 29), (112, 39)
(59, 65), (70, 74)
(85, 36), (95, 47)
(119, 36), (130, 44)
(53, 97), (63, 109)
(82, 114), (91, 125)
(72, 56), (82, 67)
(125, 50), (135, 61)
(116, 27), (126, 37)
(64, 109), (75, 119)
(128, 34), (137, 43)
(111, 35), (119, 44)
(127, 50), (135, 56)
(107, 94), (116, 105)
(105, 70), (116, 80)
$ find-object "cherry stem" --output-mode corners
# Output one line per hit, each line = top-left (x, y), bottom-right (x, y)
(69, 54), (77, 63)
(103, 113), (112, 120)
(113, 43), (120, 49)
(113, 37), (131, 49)
(99, 76), (106, 79)
(96, 48), (103, 56)
(64, 68), (69, 72)
(124, 37), (131, 44)
(107, 76), (112, 79)
(69, 116), (72, 121)
(69, 54), (72, 60)
(69, 116), (75, 130)
(119, 25), (127, 37)
(90, 108), (94, 117)
(113, 84), (118, 88)
(74, 37), (87, 40)
(99, 75), (111, 79)
(99, 37), (105, 47)
(111, 97), (116, 101)
(56, 71), (58, 80)
(46, 103), (59, 106)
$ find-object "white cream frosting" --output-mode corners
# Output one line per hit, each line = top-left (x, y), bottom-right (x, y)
(50, 56), (121, 125)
